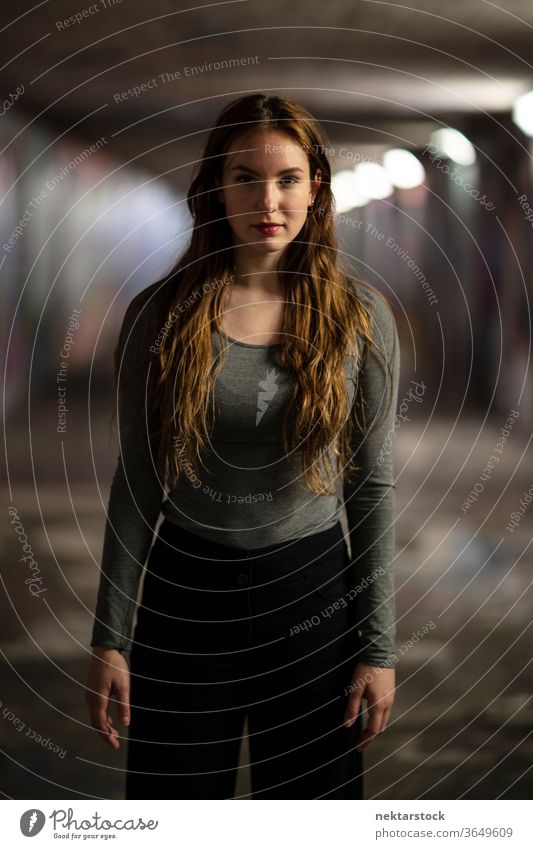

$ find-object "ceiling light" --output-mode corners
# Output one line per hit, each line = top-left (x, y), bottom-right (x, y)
(512, 90), (533, 137)
(353, 162), (394, 199)
(429, 128), (476, 165)
(331, 170), (369, 213)
(383, 148), (426, 188)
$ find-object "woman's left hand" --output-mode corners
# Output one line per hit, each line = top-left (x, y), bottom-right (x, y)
(343, 663), (395, 751)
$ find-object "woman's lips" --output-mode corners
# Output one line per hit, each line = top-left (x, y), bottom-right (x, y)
(253, 224), (283, 235)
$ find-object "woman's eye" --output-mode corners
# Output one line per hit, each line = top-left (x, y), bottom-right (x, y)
(234, 176), (300, 185)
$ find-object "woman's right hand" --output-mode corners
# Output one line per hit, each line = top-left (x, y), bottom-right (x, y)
(85, 647), (131, 750)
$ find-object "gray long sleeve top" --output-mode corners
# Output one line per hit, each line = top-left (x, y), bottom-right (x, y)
(90, 280), (400, 667)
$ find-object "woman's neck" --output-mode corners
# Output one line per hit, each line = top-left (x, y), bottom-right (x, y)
(232, 249), (283, 295)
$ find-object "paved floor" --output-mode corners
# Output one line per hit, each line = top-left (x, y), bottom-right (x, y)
(2, 409), (532, 799)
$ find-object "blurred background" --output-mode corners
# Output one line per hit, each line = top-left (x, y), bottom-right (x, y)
(1, 0), (532, 800)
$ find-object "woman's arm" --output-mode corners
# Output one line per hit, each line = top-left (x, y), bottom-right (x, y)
(343, 285), (401, 669)
(90, 290), (165, 653)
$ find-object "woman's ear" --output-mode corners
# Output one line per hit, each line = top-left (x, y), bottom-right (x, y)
(310, 168), (322, 203)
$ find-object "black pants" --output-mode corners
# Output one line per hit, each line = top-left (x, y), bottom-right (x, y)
(125, 519), (365, 800)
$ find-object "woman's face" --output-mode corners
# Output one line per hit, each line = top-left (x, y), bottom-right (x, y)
(216, 128), (322, 256)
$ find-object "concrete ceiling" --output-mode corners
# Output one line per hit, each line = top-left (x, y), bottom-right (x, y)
(2, 0), (533, 191)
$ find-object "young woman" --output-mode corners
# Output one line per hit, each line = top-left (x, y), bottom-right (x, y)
(85, 92), (400, 800)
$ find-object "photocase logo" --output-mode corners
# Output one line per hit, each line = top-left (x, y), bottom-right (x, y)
(256, 367), (280, 425)
(20, 809), (46, 836)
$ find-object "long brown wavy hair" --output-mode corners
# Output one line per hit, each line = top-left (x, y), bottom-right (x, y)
(114, 93), (396, 496)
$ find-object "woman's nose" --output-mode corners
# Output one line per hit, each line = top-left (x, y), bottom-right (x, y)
(255, 179), (278, 212)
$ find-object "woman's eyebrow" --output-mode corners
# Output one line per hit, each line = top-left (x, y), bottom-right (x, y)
(229, 165), (306, 175)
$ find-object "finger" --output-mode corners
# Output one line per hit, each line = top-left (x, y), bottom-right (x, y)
(356, 705), (394, 749)
(379, 707), (392, 733)
(355, 705), (385, 750)
(97, 708), (120, 750)
(343, 689), (362, 726)
(365, 703), (385, 737)
(111, 681), (131, 727)
(97, 724), (120, 750)
(95, 695), (111, 734)
(354, 729), (375, 751)
(94, 694), (120, 748)
(89, 702), (119, 750)
(343, 677), (367, 727)
(86, 686), (120, 750)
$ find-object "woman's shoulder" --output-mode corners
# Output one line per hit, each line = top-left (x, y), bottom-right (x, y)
(116, 280), (168, 371)
(346, 275), (394, 318)
(121, 280), (163, 329)
(345, 275), (398, 349)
